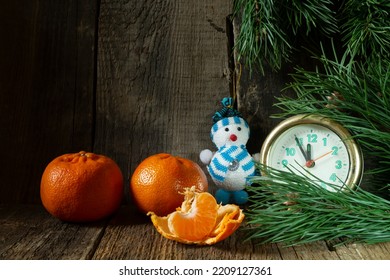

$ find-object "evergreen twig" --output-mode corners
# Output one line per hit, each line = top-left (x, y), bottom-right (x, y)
(245, 164), (390, 246)
(340, 0), (390, 60)
(235, 1), (390, 247)
(275, 44), (390, 175)
(233, 0), (390, 74)
(233, 0), (337, 74)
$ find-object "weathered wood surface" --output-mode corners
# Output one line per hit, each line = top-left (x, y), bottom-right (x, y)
(1, 204), (390, 260)
(94, 0), (230, 200)
(0, 204), (105, 259)
(0, 0), (389, 260)
(0, 0), (97, 204)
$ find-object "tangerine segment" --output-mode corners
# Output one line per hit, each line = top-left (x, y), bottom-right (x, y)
(168, 191), (218, 241)
(148, 188), (244, 245)
(149, 215), (184, 244)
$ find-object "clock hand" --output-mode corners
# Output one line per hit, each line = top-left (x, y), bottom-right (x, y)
(307, 144), (312, 160)
(294, 135), (309, 161)
(305, 144), (315, 168)
(313, 150), (333, 162)
(306, 150), (333, 168)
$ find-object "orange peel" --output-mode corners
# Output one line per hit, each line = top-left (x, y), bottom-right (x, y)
(148, 187), (244, 245)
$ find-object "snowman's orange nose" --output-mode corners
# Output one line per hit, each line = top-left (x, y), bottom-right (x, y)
(230, 134), (237, 141)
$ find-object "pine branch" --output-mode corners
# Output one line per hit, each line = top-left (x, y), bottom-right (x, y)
(244, 165), (390, 246)
(275, 45), (390, 175)
(340, 0), (390, 60)
(233, 0), (337, 74)
(235, 1), (390, 247)
(284, 0), (338, 36)
(233, 0), (290, 74)
(233, 0), (390, 74)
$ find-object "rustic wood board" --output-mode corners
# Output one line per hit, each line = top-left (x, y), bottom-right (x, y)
(0, 204), (106, 260)
(94, 0), (231, 200)
(1, 205), (389, 260)
(334, 242), (390, 260)
(0, 1), (97, 204)
(92, 0), (246, 259)
(92, 206), (341, 260)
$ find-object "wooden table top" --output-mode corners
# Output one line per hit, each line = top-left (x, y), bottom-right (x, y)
(1, 204), (389, 259)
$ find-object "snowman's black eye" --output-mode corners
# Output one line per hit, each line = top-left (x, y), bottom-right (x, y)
(225, 127), (229, 132)
(237, 127), (242, 131)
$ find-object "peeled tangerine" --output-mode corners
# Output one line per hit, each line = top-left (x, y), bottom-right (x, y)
(148, 187), (244, 245)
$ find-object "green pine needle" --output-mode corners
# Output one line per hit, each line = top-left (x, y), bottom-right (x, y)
(233, 0), (337, 74)
(235, 1), (390, 247)
(341, 0), (390, 60)
(244, 164), (390, 246)
(233, 0), (390, 74)
(275, 44), (390, 175)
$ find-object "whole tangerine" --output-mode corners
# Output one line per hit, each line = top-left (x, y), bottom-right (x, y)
(130, 153), (208, 216)
(40, 151), (124, 222)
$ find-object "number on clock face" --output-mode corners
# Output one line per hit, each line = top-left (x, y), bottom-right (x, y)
(268, 124), (351, 190)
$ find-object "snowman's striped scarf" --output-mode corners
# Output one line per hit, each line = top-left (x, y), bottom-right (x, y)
(208, 144), (255, 182)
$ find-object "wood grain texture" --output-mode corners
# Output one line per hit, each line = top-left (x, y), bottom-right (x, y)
(91, 207), (389, 260)
(0, 204), (105, 260)
(91, 205), (340, 260)
(1, 205), (389, 260)
(94, 0), (231, 201)
(0, 0), (97, 203)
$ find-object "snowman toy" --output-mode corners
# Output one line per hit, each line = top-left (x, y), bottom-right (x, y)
(200, 97), (257, 205)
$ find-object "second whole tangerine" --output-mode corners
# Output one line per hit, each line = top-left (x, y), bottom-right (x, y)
(130, 153), (208, 216)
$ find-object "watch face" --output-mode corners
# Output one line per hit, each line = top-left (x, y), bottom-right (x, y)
(267, 123), (351, 190)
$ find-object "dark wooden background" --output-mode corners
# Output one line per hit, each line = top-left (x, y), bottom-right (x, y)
(1, 0), (389, 259)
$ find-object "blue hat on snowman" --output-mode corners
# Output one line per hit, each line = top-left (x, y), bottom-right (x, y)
(210, 97), (249, 148)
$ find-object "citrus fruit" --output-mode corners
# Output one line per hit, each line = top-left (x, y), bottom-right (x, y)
(168, 188), (218, 241)
(130, 153), (208, 216)
(148, 187), (244, 245)
(40, 151), (124, 222)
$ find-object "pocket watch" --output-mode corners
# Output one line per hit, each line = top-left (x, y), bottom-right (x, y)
(260, 114), (364, 191)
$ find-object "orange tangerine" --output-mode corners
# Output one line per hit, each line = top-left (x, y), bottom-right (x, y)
(40, 151), (123, 222)
(148, 187), (244, 245)
(130, 153), (208, 216)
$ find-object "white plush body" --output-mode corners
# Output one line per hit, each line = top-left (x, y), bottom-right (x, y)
(200, 116), (255, 191)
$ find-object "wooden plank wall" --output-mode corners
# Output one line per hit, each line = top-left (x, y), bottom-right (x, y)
(94, 0), (232, 201)
(0, 1), (97, 203)
(0, 0), (232, 204)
